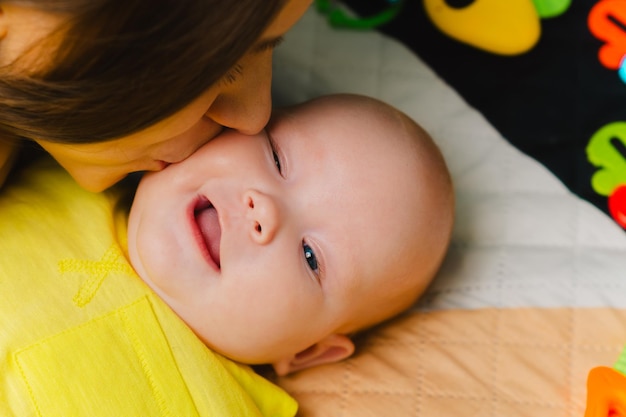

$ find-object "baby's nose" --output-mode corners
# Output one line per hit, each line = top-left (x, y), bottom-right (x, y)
(245, 190), (279, 244)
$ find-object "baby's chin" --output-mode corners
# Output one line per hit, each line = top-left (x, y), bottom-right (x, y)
(205, 341), (280, 366)
(197, 331), (297, 367)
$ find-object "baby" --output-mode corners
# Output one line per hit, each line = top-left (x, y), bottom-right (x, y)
(0, 94), (453, 416)
(127, 93), (454, 375)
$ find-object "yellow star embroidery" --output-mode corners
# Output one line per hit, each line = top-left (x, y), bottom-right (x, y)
(59, 245), (135, 307)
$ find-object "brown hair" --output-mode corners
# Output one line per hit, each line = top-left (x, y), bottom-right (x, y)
(0, 0), (286, 143)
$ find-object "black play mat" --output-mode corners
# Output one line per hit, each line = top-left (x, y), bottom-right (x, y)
(340, 0), (626, 230)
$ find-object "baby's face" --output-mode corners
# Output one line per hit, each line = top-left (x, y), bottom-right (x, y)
(127, 97), (448, 365)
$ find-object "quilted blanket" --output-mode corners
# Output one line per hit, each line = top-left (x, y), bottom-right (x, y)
(270, 7), (626, 416)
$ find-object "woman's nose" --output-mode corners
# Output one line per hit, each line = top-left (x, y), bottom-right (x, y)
(245, 190), (279, 244)
(207, 89), (272, 136)
(204, 55), (273, 135)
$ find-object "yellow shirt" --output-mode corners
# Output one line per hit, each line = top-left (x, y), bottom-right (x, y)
(0, 159), (297, 417)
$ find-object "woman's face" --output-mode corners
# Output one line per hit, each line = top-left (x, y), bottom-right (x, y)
(3, 0), (312, 192)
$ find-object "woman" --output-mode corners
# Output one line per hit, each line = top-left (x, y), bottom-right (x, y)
(0, 0), (312, 191)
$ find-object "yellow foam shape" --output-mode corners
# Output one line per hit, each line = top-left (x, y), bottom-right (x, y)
(424, 0), (541, 55)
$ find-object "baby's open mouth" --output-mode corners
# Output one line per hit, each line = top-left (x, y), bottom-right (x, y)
(194, 198), (221, 269)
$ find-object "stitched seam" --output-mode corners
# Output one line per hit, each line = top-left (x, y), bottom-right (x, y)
(566, 202), (579, 417)
(14, 356), (44, 417)
(120, 307), (171, 417)
(339, 357), (351, 417)
(415, 313), (424, 417)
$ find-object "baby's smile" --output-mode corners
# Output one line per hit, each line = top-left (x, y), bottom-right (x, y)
(193, 197), (221, 270)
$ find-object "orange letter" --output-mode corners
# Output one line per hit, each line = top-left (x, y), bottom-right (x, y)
(588, 0), (626, 70)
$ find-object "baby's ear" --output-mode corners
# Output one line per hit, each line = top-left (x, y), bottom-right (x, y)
(271, 334), (355, 376)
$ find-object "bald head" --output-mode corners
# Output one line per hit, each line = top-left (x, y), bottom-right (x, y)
(275, 94), (454, 332)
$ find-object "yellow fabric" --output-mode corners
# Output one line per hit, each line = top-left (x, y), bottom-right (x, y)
(0, 159), (297, 417)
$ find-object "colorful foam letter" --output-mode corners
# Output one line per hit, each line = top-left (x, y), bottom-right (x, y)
(585, 367), (626, 417)
(588, 0), (626, 70)
(586, 121), (626, 196)
(532, 0), (571, 18)
(423, 0), (541, 55)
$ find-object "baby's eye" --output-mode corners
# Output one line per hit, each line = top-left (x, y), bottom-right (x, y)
(268, 135), (283, 175)
(303, 242), (319, 274)
(272, 150), (282, 173)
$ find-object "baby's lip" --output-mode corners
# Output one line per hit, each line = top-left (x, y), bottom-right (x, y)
(191, 196), (221, 270)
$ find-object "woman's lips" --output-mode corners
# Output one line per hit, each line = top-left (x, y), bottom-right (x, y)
(192, 197), (221, 270)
